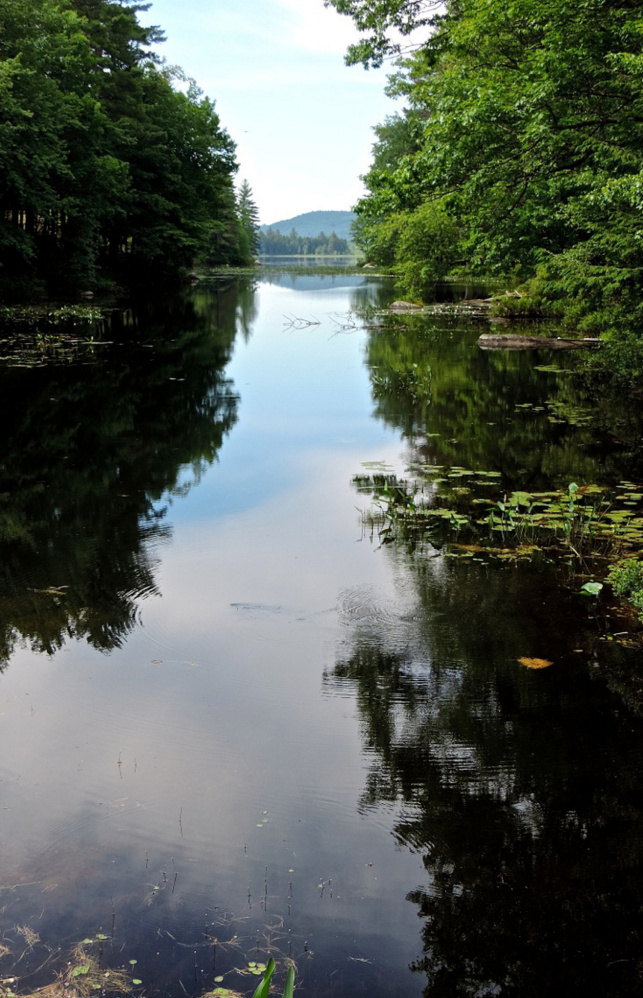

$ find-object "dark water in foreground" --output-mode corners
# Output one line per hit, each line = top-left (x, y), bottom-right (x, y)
(2, 274), (643, 997)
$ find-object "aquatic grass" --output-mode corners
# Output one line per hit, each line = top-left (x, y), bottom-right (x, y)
(249, 959), (294, 998)
(357, 470), (643, 565)
(0, 935), (296, 998)
(0, 941), (131, 998)
(65, 943), (130, 998)
(207, 958), (294, 998)
(0, 302), (110, 367)
(0, 304), (105, 327)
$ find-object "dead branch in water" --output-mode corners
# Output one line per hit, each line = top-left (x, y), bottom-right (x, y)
(478, 333), (603, 350)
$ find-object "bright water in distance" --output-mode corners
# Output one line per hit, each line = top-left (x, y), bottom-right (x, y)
(2, 273), (643, 998)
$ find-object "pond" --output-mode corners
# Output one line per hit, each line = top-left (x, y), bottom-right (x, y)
(2, 272), (643, 998)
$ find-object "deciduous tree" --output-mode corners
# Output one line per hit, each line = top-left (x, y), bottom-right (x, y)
(332, 0), (643, 364)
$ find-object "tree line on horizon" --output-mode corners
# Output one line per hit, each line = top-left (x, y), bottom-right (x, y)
(0, 0), (259, 293)
(328, 0), (643, 373)
(259, 227), (351, 256)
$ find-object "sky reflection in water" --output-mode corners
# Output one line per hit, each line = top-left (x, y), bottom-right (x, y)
(1, 275), (643, 998)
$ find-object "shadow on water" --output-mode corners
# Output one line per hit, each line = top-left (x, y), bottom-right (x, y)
(0, 283), (244, 668)
(325, 546), (643, 998)
(320, 303), (643, 996)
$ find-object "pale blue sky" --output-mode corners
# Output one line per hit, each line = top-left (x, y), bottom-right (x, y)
(142, 0), (397, 224)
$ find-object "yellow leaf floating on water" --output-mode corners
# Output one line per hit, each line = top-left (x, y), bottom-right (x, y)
(518, 656), (554, 670)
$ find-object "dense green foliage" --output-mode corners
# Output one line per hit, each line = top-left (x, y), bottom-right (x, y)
(329, 0), (643, 368)
(0, 0), (252, 292)
(608, 558), (643, 619)
(259, 226), (350, 256)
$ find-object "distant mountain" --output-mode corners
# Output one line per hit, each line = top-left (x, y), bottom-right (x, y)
(261, 210), (356, 240)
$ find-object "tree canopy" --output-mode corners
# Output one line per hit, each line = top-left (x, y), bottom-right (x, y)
(0, 0), (254, 292)
(328, 0), (643, 369)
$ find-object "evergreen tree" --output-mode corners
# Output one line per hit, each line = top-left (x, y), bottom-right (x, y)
(236, 180), (260, 263)
(258, 227), (350, 255)
(0, 0), (243, 291)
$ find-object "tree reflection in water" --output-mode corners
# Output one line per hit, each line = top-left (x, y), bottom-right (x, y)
(325, 550), (643, 997)
(0, 283), (246, 666)
(364, 313), (643, 491)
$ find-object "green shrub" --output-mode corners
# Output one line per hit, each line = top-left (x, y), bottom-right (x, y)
(607, 559), (643, 618)
(394, 201), (461, 298)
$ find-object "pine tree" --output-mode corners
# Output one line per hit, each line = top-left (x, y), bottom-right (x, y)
(0, 0), (242, 290)
(236, 180), (260, 263)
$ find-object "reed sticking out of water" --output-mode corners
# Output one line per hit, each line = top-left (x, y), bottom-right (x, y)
(249, 958), (294, 998)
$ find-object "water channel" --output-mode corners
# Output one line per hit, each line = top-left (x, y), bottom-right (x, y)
(2, 272), (643, 998)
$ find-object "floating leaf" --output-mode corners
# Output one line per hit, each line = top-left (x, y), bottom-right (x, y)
(518, 656), (554, 670)
(72, 966), (90, 977)
(580, 581), (603, 596)
(132, 979), (142, 986)
(509, 491), (533, 507)
(214, 977), (224, 983)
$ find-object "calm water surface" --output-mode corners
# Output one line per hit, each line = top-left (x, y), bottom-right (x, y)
(2, 274), (643, 997)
